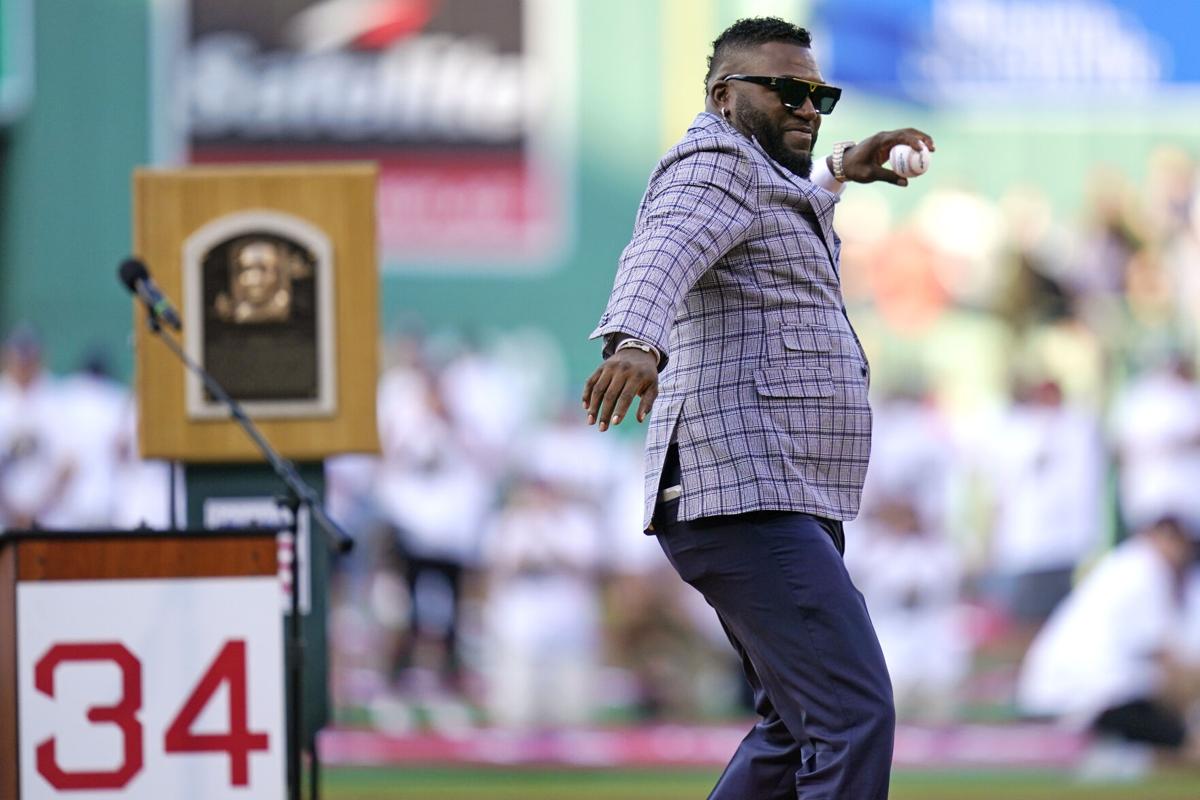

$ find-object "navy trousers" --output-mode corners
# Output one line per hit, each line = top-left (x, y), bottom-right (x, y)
(652, 448), (894, 799)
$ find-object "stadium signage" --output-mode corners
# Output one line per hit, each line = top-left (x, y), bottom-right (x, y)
(817, 0), (1200, 105)
(177, 0), (575, 270)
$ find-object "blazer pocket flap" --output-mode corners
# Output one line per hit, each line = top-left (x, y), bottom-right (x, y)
(755, 367), (835, 399)
(782, 325), (833, 353)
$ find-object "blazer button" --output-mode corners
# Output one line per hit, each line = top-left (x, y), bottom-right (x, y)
(860, 366), (868, 377)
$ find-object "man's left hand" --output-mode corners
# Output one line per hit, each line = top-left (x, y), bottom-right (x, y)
(838, 128), (936, 187)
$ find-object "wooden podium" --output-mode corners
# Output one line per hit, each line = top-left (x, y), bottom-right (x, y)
(0, 530), (286, 799)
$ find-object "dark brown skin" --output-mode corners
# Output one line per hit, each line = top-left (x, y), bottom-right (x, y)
(584, 41), (936, 432)
(583, 344), (659, 432)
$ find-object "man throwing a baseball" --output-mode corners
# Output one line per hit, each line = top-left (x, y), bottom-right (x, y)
(585, 17), (934, 799)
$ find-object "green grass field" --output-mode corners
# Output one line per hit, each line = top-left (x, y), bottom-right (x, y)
(324, 766), (1200, 799)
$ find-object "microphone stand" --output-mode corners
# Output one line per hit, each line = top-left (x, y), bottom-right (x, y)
(143, 312), (352, 800)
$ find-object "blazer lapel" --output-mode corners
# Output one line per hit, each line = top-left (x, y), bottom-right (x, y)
(798, 182), (839, 267)
(746, 136), (840, 266)
(693, 114), (841, 268)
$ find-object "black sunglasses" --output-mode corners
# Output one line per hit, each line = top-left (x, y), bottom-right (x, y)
(723, 74), (842, 115)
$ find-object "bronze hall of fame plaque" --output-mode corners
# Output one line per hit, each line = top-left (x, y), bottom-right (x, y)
(183, 210), (337, 420)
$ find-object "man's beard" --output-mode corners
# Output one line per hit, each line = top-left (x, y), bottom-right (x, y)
(734, 103), (815, 179)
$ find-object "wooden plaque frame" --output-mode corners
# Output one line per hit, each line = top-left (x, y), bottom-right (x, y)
(132, 164), (380, 462)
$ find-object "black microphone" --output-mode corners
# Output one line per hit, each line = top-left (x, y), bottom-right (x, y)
(118, 258), (182, 331)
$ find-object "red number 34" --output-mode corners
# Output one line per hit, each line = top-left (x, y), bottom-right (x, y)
(35, 639), (269, 790)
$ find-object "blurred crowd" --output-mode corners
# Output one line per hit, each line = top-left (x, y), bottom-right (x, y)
(837, 143), (1200, 759)
(0, 328), (170, 532)
(3, 144), (1200, 761)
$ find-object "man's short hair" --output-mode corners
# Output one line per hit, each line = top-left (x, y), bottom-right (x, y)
(705, 17), (813, 89)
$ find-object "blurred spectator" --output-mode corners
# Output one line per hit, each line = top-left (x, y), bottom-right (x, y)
(110, 401), (174, 530)
(1017, 517), (1200, 755)
(0, 327), (77, 530)
(1110, 356), (1200, 533)
(521, 405), (620, 502)
(326, 453), (381, 536)
(1075, 168), (1145, 300)
(54, 350), (129, 528)
(996, 185), (1072, 318)
(438, 331), (564, 469)
(479, 477), (602, 729)
(858, 388), (957, 532)
(439, 340), (528, 466)
(848, 392), (967, 721)
(1185, 565), (1200, 672)
(593, 443), (742, 720)
(374, 357), (491, 692)
(978, 378), (1105, 625)
(848, 492), (967, 723)
(1145, 146), (1197, 243)
(1149, 148), (1200, 339)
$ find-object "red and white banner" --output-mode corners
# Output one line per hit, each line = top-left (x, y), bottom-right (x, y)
(161, 0), (576, 270)
(17, 578), (285, 800)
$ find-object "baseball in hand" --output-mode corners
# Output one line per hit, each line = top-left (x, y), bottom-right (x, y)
(889, 143), (930, 178)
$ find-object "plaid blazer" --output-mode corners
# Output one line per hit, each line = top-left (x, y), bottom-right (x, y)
(592, 112), (873, 530)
